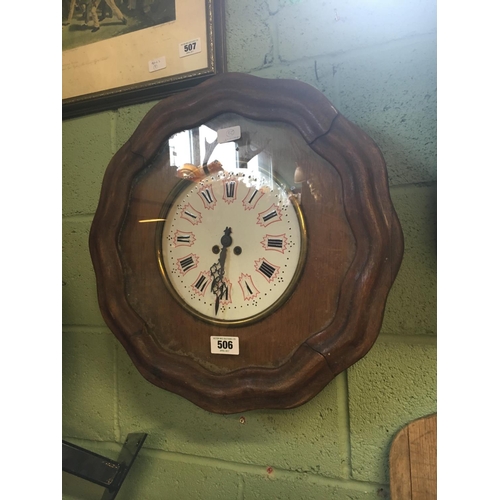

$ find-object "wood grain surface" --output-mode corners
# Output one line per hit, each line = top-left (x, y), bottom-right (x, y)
(390, 414), (437, 500)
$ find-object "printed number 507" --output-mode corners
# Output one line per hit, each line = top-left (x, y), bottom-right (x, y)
(180, 38), (201, 58)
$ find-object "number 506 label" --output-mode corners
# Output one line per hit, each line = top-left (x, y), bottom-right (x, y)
(210, 336), (239, 355)
(179, 38), (202, 58)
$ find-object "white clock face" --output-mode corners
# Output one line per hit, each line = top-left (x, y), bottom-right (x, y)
(160, 170), (306, 325)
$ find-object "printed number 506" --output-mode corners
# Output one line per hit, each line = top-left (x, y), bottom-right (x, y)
(217, 340), (233, 349)
(211, 336), (239, 355)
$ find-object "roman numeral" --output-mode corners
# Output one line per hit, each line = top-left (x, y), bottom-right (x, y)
(267, 238), (283, 248)
(238, 273), (259, 300)
(180, 204), (202, 225)
(263, 210), (278, 222)
(259, 260), (276, 278)
(222, 179), (238, 204)
(261, 234), (288, 253)
(201, 189), (214, 204)
(173, 230), (195, 247)
(255, 258), (280, 282)
(180, 256), (195, 272)
(175, 253), (199, 275)
(214, 278), (232, 305)
(248, 189), (258, 203)
(242, 187), (264, 210)
(226, 181), (235, 198)
(257, 204), (283, 227)
(191, 272), (212, 296)
(194, 274), (208, 291)
(197, 185), (217, 210)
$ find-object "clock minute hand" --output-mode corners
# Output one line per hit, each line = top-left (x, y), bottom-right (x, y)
(213, 246), (226, 316)
(210, 227), (232, 315)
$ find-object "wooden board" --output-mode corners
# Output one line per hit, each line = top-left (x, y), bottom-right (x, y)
(390, 413), (437, 500)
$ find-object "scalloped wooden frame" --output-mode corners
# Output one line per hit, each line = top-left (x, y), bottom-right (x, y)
(89, 72), (404, 414)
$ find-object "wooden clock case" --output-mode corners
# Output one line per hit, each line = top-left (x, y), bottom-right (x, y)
(89, 72), (404, 414)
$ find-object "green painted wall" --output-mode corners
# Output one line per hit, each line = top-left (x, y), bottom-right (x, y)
(62, 0), (437, 498)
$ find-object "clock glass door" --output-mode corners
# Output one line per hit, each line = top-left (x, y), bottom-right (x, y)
(118, 111), (355, 372)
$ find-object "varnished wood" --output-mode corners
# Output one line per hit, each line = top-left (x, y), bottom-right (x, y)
(118, 141), (353, 375)
(89, 72), (403, 413)
(390, 414), (437, 500)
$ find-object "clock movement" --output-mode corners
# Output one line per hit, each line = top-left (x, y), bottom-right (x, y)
(89, 72), (404, 413)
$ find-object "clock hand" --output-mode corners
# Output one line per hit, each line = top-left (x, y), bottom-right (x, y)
(210, 227), (232, 315)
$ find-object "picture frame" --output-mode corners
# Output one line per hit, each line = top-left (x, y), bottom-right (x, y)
(62, 0), (226, 120)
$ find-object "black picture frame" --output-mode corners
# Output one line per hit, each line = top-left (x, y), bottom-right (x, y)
(62, 0), (226, 120)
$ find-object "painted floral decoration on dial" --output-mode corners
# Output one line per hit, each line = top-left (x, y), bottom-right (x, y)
(160, 168), (306, 325)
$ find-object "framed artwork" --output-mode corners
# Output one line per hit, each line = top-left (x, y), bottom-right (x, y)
(62, 0), (226, 119)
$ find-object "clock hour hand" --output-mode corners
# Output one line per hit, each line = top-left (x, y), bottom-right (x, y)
(210, 227), (232, 315)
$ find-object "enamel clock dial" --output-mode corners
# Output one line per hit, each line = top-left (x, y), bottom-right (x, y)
(89, 73), (404, 414)
(160, 170), (305, 325)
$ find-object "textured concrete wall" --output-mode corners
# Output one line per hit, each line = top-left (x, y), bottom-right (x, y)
(62, 0), (436, 498)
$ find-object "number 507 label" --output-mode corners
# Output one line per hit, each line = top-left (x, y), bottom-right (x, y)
(210, 336), (239, 355)
(179, 38), (202, 58)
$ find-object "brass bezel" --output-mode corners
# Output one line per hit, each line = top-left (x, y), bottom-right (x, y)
(156, 170), (307, 327)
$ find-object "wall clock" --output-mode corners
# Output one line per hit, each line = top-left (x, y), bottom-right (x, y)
(89, 72), (404, 414)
